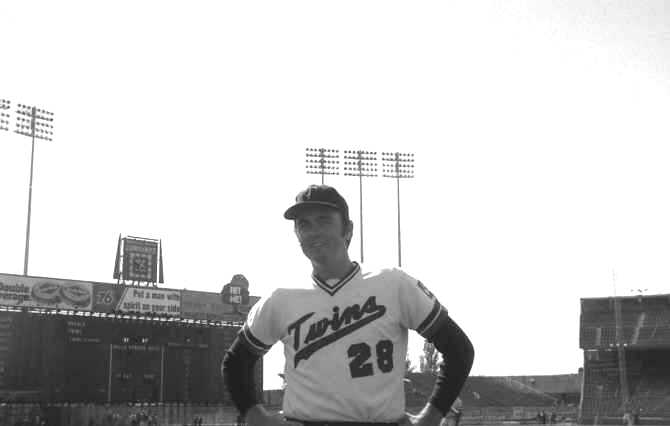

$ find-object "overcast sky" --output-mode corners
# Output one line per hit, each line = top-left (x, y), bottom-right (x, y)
(1, 1), (669, 390)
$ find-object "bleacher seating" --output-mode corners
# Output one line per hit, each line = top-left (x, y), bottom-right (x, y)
(635, 309), (670, 347)
(580, 351), (623, 419)
(404, 373), (555, 409)
(580, 348), (670, 423)
(580, 296), (670, 349)
(629, 350), (670, 417)
(580, 295), (670, 424)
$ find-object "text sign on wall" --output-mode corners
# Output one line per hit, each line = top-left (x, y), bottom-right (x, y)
(0, 273), (93, 310)
(93, 283), (180, 316)
(119, 287), (180, 315)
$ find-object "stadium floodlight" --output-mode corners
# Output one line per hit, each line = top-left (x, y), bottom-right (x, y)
(14, 102), (55, 276)
(0, 99), (10, 131)
(382, 152), (414, 268)
(305, 148), (340, 185)
(344, 150), (378, 263)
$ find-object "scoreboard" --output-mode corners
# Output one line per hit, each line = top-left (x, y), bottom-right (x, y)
(0, 310), (260, 404)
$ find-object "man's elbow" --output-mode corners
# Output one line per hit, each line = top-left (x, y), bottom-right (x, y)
(433, 314), (475, 372)
(463, 334), (475, 373)
(221, 349), (234, 378)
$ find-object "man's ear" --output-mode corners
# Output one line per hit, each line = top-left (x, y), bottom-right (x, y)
(345, 220), (354, 245)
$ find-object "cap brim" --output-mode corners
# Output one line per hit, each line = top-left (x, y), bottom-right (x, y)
(283, 201), (340, 220)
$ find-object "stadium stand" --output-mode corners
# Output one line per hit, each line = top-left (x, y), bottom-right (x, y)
(627, 349), (670, 417)
(459, 377), (557, 407)
(404, 373), (557, 409)
(580, 350), (622, 419)
(402, 373), (577, 424)
(580, 294), (670, 424)
(508, 374), (581, 406)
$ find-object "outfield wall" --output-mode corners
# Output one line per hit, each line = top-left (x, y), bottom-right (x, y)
(0, 309), (263, 404)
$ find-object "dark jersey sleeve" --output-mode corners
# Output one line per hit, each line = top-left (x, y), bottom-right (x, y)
(222, 293), (279, 416)
(422, 311), (474, 416)
(397, 272), (474, 415)
(222, 334), (263, 416)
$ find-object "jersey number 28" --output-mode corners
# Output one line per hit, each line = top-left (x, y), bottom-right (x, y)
(347, 339), (394, 378)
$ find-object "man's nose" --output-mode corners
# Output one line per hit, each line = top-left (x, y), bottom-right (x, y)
(298, 224), (316, 237)
(302, 228), (322, 239)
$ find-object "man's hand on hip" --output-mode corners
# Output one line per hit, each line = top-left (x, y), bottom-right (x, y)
(245, 405), (302, 426)
(400, 403), (444, 426)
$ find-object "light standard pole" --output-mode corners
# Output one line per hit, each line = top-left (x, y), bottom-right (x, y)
(382, 152), (414, 268)
(611, 271), (629, 410)
(14, 102), (54, 276)
(305, 147), (339, 185)
(344, 150), (377, 264)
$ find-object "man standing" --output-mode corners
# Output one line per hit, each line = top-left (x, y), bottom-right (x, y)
(223, 185), (475, 426)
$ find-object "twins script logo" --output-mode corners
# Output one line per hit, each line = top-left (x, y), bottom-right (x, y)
(287, 295), (386, 367)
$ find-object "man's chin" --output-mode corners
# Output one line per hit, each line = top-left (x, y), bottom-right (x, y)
(302, 248), (329, 263)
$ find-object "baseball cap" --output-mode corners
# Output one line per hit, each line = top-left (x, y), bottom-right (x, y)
(283, 184), (350, 222)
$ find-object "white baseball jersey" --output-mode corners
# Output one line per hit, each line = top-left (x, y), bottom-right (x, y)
(239, 263), (444, 422)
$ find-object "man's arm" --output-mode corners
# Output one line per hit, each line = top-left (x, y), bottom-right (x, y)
(408, 313), (474, 426)
(222, 336), (263, 416)
(426, 314), (474, 415)
(222, 336), (299, 426)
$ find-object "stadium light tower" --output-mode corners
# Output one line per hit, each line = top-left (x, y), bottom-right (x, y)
(14, 102), (54, 276)
(0, 99), (10, 131)
(382, 152), (414, 268)
(344, 150), (377, 263)
(305, 148), (339, 185)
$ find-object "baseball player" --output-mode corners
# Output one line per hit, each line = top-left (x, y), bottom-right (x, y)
(223, 185), (474, 426)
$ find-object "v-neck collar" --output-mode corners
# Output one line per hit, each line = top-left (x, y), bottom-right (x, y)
(312, 262), (360, 296)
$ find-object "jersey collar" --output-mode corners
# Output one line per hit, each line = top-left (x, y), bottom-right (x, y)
(312, 262), (360, 296)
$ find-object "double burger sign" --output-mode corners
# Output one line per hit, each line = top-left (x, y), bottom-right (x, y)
(0, 274), (93, 310)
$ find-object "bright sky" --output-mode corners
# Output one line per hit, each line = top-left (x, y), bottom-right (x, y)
(1, 1), (669, 391)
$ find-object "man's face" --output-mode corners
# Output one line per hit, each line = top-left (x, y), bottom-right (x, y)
(293, 206), (351, 263)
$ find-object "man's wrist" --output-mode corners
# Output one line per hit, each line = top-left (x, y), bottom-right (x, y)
(419, 403), (445, 423)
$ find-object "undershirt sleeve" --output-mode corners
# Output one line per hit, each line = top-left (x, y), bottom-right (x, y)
(222, 291), (282, 415)
(423, 312), (475, 416)
(222, 335), (262, 416)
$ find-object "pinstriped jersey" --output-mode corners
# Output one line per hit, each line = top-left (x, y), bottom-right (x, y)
(239, 263), (445, 422)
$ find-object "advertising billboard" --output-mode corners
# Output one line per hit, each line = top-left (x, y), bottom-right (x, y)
(93, 283), (180, 316)
(0, 274), (93, 310)
(0, 274), (182, 316)
(0, 272), (266, 321)
(122, 238), (159, 283)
